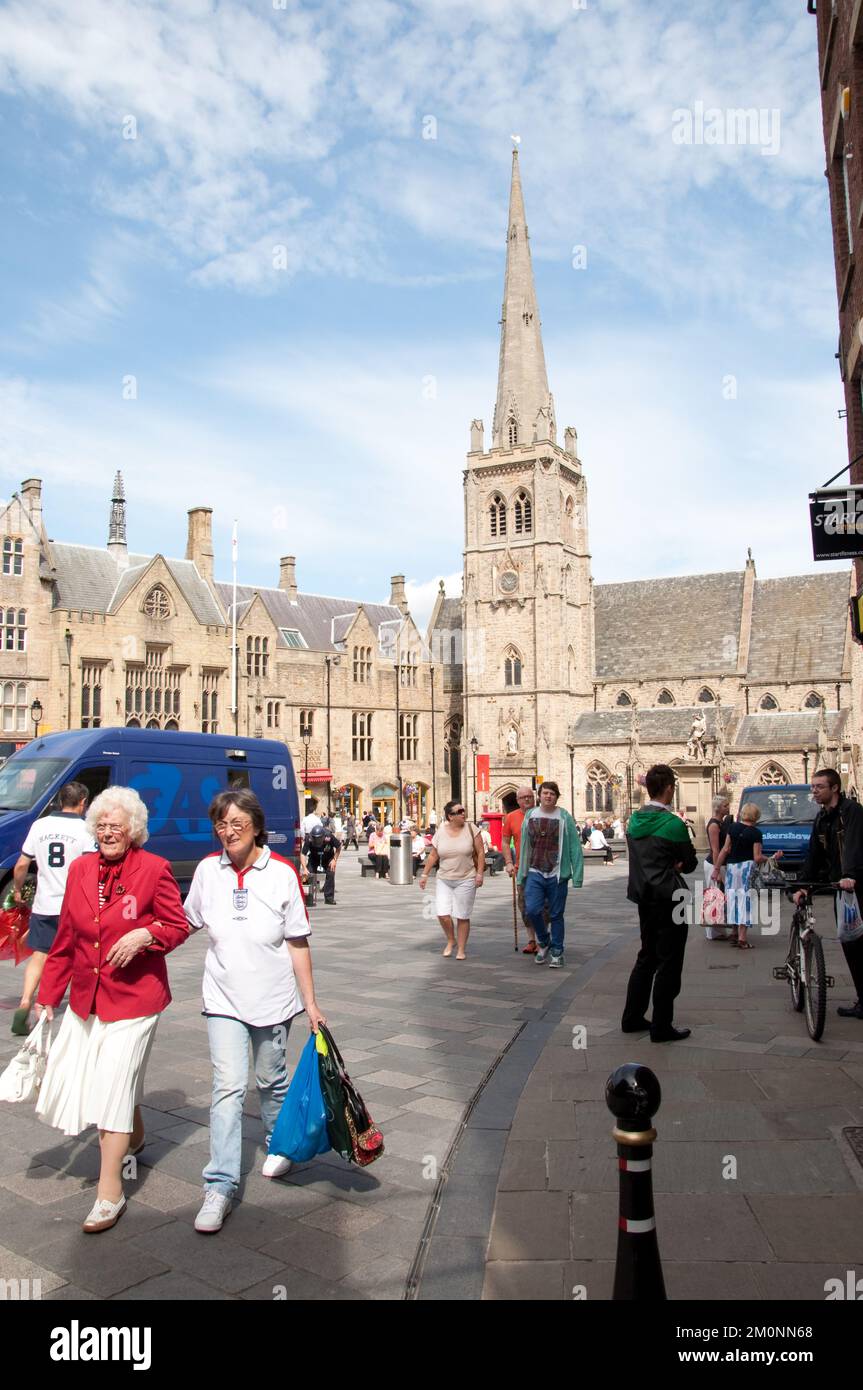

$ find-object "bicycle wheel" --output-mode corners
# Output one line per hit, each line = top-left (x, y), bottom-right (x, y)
(803, 933), (827, 1042)
(788, 921), (804, 1012)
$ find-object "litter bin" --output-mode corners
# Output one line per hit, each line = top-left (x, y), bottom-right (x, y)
(389, 833), (413, 886)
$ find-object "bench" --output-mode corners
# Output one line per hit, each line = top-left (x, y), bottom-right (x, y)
(359, 860), (378, 878)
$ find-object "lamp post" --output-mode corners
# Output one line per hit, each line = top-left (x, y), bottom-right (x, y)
(301, 725), (311, 815)
(470, 734), (479, 823)
(394, 661), (403, 823)
(802, 747), (810, 783)
(429, 665), (436, 827)
(567, 741), (576, 814)
(64, 628), (73, 729)
(30, 698), (43, 741)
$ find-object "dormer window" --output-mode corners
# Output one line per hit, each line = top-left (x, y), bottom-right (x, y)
(143, 585), (171, 619)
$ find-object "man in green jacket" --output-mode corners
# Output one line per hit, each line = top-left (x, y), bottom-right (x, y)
(621, 764), (697, 1042)
(517, 782), (583, 968)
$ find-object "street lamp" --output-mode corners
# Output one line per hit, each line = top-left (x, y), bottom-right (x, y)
(802, 747), (810, 783)
(470, 735), (479, 823)
(301, 725), (311, 813)
(566, 741), (576, 814)
(30, 698), (43, 740)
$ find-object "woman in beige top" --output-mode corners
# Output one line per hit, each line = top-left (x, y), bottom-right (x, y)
(418, 800), (485, 959)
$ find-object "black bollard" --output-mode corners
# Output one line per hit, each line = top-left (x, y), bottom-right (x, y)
(605, 1062), (666, 1301)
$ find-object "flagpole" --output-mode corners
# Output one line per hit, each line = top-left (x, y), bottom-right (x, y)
(231, 520), (238, 735)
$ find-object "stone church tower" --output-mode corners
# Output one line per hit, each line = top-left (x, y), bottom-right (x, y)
(461, 149), (593, 805)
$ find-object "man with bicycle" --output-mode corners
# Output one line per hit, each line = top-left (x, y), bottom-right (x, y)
(795, 767), (863, 1020)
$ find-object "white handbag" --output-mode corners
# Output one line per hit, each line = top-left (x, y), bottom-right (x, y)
(0, 1013), (52, 1103)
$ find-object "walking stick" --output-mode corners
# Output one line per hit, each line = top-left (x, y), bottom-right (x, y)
(511, 868), (519, 952)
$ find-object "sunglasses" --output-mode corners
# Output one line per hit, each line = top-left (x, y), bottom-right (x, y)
(448, 808), (466, 817)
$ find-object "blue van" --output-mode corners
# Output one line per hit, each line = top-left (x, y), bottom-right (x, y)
(737, 783), (817, 878)
(0, 727), (301, 894)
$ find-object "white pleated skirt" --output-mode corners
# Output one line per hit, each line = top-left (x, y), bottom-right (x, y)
(36, 1009), (160, 1137)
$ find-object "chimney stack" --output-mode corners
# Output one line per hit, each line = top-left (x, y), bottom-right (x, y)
(279, 556), (298, 603)
(186, 507), (214, 583)
(20, 478), (42, 532)
(389, 574), (408, 614)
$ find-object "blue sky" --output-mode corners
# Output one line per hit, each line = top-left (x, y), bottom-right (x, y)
(0, 0), (849, 628)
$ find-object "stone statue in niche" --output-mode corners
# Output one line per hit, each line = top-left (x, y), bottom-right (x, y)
(685, 712), (707, 762)
(506, 725), (519, 755)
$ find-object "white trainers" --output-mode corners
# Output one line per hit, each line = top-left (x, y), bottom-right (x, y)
(548, 953), (564, 969)
(195, 1189), (232, 1233)
(535, 946), (550, 963)
(262, 1154), (293, 1179)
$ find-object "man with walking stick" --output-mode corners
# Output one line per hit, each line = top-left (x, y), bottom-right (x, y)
(502, 786), (545, 955)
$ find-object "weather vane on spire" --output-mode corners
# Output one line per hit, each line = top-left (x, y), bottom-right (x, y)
(511, 134), (521, 146)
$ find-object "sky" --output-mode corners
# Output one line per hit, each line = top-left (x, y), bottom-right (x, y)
(0, 0), (850, 631)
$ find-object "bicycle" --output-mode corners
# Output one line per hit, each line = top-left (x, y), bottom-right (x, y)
(772, 882), (837, 1042)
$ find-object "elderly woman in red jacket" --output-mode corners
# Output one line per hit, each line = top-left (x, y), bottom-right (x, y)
(34, 786), (189, 1233)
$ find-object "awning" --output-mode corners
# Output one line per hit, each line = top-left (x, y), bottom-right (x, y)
(304, 769), (333, 784)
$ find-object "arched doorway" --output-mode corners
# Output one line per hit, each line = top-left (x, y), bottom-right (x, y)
(371, 783), (398, 827)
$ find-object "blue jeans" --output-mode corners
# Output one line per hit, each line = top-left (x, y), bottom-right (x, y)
(203, 1015), (292, 1197)
(524, 872), (569, 955)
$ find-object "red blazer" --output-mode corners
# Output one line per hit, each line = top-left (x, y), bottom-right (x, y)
(38, 847), (190, 1022)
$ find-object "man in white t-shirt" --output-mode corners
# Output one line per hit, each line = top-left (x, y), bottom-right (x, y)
(301, 797), (323, 837)
(11, 781), (95, 1035)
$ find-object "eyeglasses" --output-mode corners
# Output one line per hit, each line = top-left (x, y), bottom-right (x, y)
(95, 823), (127, 836)
(448, 808), (466, 817)
(215, 819), (253, 834)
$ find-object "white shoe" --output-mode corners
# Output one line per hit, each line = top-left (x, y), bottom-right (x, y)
(82, 1194), (126, 1233)
(535, 946), (550, 963)
(262, 1153), (293, 1179)
(548, 953), (564, 969)
(195, 1189), (232, 1233)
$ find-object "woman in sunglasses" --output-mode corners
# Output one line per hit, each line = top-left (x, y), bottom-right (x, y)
(418, 800), (485, 959)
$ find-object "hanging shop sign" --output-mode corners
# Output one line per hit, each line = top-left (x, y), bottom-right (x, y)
(809, 487), (863, 560)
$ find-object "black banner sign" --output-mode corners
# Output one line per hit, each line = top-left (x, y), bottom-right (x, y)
(809, 488), (863, 560)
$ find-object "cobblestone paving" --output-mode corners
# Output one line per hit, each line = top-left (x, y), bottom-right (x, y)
(0, 852), (624, 1301)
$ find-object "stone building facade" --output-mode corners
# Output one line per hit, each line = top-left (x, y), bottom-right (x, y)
(430, 151), (860, 836)
(0, 475), (446, 825)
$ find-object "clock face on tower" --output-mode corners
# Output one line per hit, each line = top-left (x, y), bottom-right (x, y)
(499, 570), (519, 594)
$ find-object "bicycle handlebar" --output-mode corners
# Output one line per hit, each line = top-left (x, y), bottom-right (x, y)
(783, 881), (842, 902)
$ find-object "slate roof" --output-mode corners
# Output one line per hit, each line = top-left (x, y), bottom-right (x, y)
(214, 583), (403, 652)
(49, 545), (225, 626)
(568, 705), (731, 746)
(732, 710), (848, 751)
(746, 573), (850, 682)
(594, 573), (745, 678)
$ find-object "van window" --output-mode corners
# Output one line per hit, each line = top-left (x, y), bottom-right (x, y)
(41, 764), (112, 816)
(0, 757), (68, 811)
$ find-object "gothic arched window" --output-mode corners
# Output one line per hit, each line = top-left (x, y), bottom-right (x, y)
(143, 585), (171, 619)
(616, 691), (633, 707)
(656, 689), (675, 705)
(759, 693), (779, 711)
(697, 687), (716, 703)
(585, 762), (613, 814)
(513, 490), (532, 535)
(804, 692), (824, 709)
(507, 417), (518, 447)
(758, 761), (789, 785)
(504, 645), (523, 687)
(489, 494), (507, 538)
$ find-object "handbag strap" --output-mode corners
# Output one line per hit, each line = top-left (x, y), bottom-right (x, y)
(318, 1023), (347, 1074)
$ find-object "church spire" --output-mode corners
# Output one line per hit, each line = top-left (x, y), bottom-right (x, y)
(492, 149), (555, 450)
(107, 470), (127, 560)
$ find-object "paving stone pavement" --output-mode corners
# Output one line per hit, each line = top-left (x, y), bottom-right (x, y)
(4, 854), (862, 1302)
(476, 869), (863, 1303)
(0, 851), (621, 1301)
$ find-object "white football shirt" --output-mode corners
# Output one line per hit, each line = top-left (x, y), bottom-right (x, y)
(184, 844), (311, 1027)
(21, 814), (96, 915)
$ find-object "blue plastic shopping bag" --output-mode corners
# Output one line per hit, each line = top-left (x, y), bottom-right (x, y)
(268, 1033), (331, 1161)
